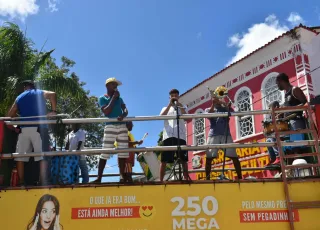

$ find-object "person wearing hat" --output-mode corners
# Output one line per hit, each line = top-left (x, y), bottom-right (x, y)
(7, 80), (57, 186)
(93, 77), (129, 183)
(159, 88), (189, 182)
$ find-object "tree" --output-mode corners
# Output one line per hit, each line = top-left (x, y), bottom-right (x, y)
(0, 22), (85, 116)
(0, 22), (103, 170)
(41, 56), (104, 170)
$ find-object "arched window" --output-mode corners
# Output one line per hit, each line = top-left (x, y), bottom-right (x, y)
(193, 109), (205, 145)
(235, 87), (254, 138)
(261, 72), (284, 110)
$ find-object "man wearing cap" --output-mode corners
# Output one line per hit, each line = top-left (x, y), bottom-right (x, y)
(93, 78), (129, 183)
(7, 80), (57, 186)
(159, 88), (189, 182)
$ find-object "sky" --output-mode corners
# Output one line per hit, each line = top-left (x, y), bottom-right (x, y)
(1, 0), (320, 181)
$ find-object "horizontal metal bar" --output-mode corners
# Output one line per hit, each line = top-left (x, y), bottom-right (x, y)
(190, 167), (279, 173)
(283, 153), (320, 158)
(278, 129), (314, 135)
(274, 106), (307, 112)
(0, 141), (314, 159)
(87, 173), (145, 178)
(282, 140), (315, 147)
(0, 114), (70, 121)
(87, 167), (280, 179)
(285, 163), (320, 169)
(3, 107), (308, 125)
(290, 201), (320, 209)
(1, 113), (251, 125)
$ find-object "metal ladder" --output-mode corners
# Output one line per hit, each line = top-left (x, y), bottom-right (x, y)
(271, 104), (320, 230)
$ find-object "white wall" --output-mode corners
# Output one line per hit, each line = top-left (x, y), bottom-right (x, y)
(180, 27), (318, 109)
(301, 33), (320, 95)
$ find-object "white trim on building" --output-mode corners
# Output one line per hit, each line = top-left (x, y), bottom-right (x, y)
(192, 108), (206, 146)
(261, 72), (285, 118)
(234, 86), (255, 140)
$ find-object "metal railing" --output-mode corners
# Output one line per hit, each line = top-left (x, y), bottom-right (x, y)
(1, 106), (308, 125)
(0, 141), (315, 159)
(0, 106), (313, 159)
(87, 167), (280, 178)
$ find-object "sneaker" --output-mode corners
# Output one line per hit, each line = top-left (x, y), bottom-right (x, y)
(265, 158), (276, 167)
(272, 158), (281, 165)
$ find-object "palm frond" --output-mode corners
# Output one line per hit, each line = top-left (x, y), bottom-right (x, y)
(36, 74), (88, 100)
(32, 49), (55, 77)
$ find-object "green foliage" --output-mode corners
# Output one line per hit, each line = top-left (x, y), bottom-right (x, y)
(154, 131), (163, 156)
(48, 57), (104, 170)
(0, 22), (103, 170)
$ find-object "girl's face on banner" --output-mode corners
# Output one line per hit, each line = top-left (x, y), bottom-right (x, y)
(40, 201), (56, 229)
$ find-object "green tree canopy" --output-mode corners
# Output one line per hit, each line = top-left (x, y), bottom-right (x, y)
(0, 22), (103, 170)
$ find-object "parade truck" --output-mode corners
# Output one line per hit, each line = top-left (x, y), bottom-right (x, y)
(0, 104), (320, 230)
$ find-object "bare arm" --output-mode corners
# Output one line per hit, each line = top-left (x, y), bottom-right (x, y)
(43, 90), (57, 111)
(101, 96), (117, 115)
(208, 100), (216, 113)
(7, 103), (18, 117)
(121, 103), (128, 118)
(130, 140), (142, 145)
(292, 87), (308, 105)
(77, 141), (83, 151)
(160, 103), (173, 115)
(177, 102), (187, 114)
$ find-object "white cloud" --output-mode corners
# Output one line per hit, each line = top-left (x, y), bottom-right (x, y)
(197, 32), (202, 39)
(47, 0), (60, 12)
(0, 0), (39, 20)
(287, 12), (305, 26)
(226, 14), (289, 66)
(227, 33), (240, 47)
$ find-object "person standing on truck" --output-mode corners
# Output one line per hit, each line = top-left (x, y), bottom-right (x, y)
(204, 97), (242, 180)
(159, 88), (189, 182)
(7, 80), (56, 186)
(115, 121), (143, 182)
(264, 101), (281, 166)
(65, 123), (89, 183)
(276, 73), (309, 163)
(276, 73), (308, 130)
(92, 77), (129, 183)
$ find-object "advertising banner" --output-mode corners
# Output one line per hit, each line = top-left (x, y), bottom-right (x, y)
(192, 137), (278, 180)
(0, 182), (319, 230)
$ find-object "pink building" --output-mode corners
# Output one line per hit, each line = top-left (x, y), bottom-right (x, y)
(179, 25), (320, 180)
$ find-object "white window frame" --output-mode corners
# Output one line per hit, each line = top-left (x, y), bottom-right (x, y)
(193, 108), (206, 146)
(234, 86), (255, 140)
(261, 72), (285, 118)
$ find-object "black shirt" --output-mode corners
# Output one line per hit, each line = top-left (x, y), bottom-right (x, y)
(284, 87), (303, 118)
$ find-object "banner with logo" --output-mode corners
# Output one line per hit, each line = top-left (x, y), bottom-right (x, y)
(0, 182), (319, 230)
(191, 137), (279, 180)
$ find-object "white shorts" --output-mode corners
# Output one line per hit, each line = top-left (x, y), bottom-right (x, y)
(15, 127), (43, 162)
(206, 135), (238, 158)
(101, 124), (128, 160)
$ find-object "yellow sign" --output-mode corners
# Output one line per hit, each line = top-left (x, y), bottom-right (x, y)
(0, 182), (319, 229)
(195, 138), (274, 180)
